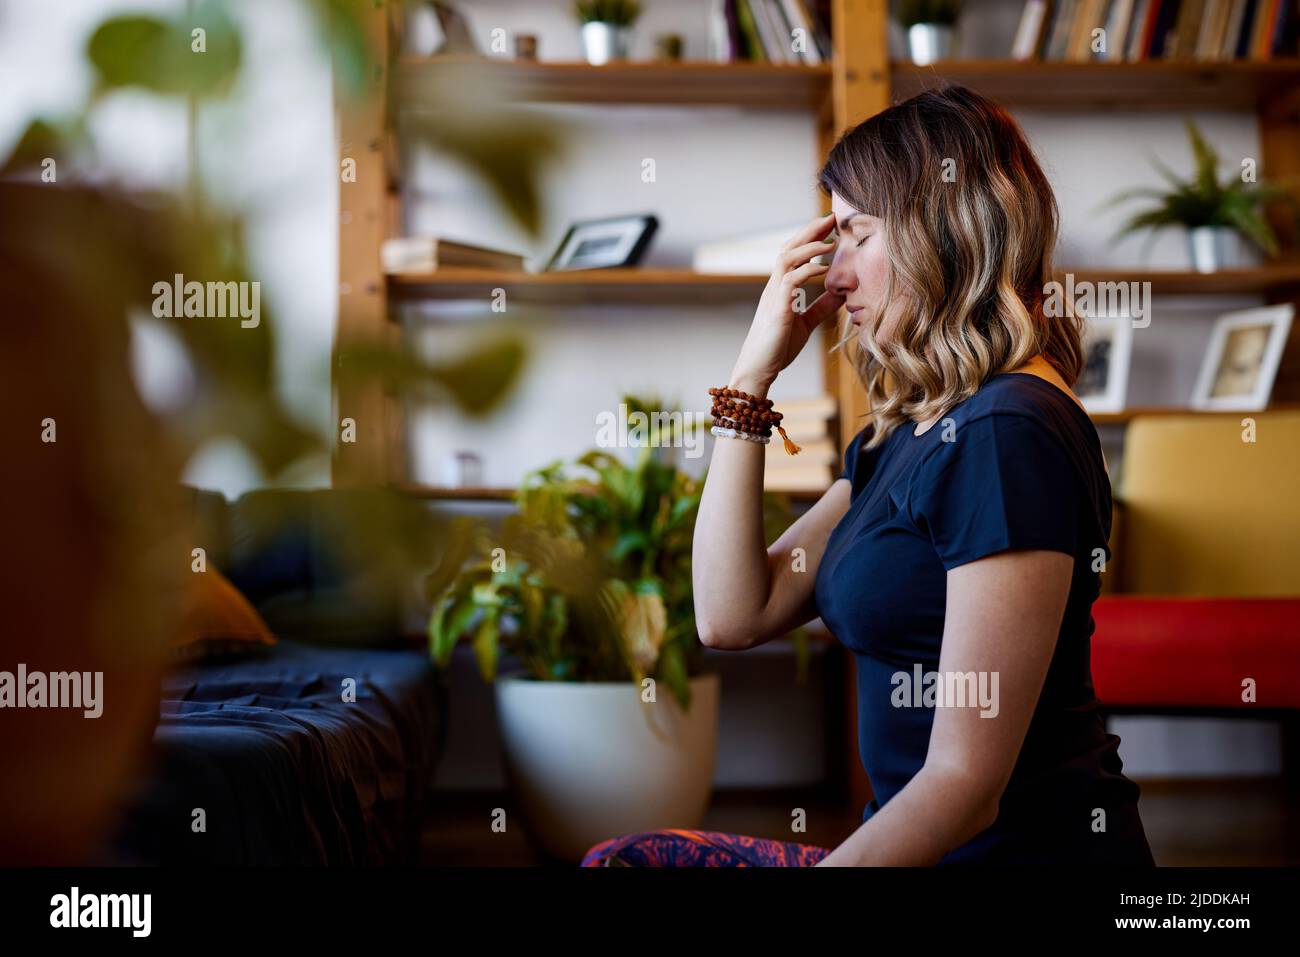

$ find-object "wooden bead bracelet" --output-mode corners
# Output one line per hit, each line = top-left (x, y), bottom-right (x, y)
(708, 386), (801, 455)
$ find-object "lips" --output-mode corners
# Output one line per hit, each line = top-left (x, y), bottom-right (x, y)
(847, 306), (864, 325)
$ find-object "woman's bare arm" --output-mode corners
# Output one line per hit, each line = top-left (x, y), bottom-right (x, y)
(815, 548), (1074, 865)
(692, 213), (848, 650)
(694, 468), (851, 650)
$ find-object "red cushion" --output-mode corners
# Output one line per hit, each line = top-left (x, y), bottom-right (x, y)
(1090, 596), (1300, 710)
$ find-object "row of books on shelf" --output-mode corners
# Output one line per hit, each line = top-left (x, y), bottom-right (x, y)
(1011, 0), (1300, 62)
(708, 0), (832, 65)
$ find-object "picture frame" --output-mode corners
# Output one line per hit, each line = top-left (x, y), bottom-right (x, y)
(1076, 313), (1134, 414)
(1190, 304), (1294, 411)
(544, 214), (659, 272)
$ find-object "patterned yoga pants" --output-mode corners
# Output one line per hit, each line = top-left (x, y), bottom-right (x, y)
(581, 829), (830, 867)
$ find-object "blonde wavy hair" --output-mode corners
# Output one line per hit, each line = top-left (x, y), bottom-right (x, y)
(818, 85), (1084, 450)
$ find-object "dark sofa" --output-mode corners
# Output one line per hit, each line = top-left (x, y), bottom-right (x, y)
(116, 488), (447, 865)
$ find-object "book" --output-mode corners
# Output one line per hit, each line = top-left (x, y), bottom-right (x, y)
(1219, 0), (1248, 56)
(751, 0), (791, 62)
(734, 0), (767, 61)
(1170, 0), (1207, 59)
(1233, 0), (1260, 58)
(1249, 0), (1278, 58)
(763, 463), (835, 492)
(1011, 0), (1052, 59)
(780, 0), (824, 63)
(692, 223), (827, 273)
(708, 0), (736, 61)
(1150, 0), (1184, 57)
(1125, 0), (1154, 59)
(1046, 0), (1080, 58)
(1195, 0), (1231, 59)
(381, 237), (526, 273)
(1105, 0), (1139, 59)
(1268, 0), (1300, 56)
(800, 0), (834, 60)
(1066, 0), (1110, 61)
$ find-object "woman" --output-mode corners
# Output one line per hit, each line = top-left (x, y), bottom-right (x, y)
(581, 86), (1155, 867)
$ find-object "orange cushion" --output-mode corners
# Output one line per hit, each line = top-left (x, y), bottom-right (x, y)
(174, 567), (277, 662)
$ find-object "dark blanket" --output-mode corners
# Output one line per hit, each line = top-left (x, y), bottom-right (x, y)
(117, 641), (444, 865)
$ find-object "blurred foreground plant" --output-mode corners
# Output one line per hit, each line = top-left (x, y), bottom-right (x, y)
(0, 0), (547, 863)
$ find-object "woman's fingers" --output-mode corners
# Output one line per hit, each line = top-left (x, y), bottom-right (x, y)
(783, 261), (830, 289)
(781, 212), (836, 254)
(778, 239), (835, 274)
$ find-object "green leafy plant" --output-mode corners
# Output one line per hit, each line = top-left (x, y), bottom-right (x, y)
(897, 0), (963, 27)
(574, 0), (642, 26)
(1105, 118), (1296, 258)
(428, 394), (809, 709)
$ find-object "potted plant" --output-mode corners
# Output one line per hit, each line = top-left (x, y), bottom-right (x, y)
(899, 0), (962, 65)
(1106, 118), (1295, 273)
(575, 0), (641, 65)
(427, 395), (807, 860)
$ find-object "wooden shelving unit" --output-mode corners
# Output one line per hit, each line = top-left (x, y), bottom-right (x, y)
(332, 5), (1300, 813)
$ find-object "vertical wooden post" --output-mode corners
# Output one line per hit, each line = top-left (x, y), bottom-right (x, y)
(334, 0), (400, 487)
(823, 0), (891, 815)
(824, 0), (890, 456)
(1259, 88), (1300, 404)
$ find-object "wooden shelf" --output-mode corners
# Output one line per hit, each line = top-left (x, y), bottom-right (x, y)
(1067, 264), (1300, 296)
(398, 483), (831, 504)
(891, 59), (1300, 111)
(388, 268), (775, 304)
(387, 263), (1300, 305)
(396, 56), (833, 110)
(1091, 404), (1300, 425)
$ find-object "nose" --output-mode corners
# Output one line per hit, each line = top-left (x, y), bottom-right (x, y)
(824, 246), (857, 297)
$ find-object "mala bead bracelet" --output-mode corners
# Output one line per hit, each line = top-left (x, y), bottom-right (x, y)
(708, 386), (801, 455)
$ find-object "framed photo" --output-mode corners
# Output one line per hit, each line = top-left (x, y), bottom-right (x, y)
(1191, 304), (1294, 411)
(1076, 314), (1134, 414)
(544, 214), (659, 272)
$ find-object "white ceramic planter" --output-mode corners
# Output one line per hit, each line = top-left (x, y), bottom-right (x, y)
(907, 23), (956, 65)
(494, 672), (719, 862)
(1187, 225), (1254, 273)
(580, 21), (631, 65)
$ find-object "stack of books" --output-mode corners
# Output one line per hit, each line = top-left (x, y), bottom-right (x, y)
(693, 223), (830, 274)
(708, 0), (832, 64)
(381, 236), (526, 274)
(1010, 0), (1300, 62)
(763, 394), (838, 492)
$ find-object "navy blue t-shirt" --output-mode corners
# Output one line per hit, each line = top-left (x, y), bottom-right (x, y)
(814, 372), (1154, 866)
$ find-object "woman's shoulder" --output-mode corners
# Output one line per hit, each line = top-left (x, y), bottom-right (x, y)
(935, 373), (1096, 457)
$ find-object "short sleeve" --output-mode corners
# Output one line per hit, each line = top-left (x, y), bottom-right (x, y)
(905, 414), (1080, 570)
(839, 425), (873, 487)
